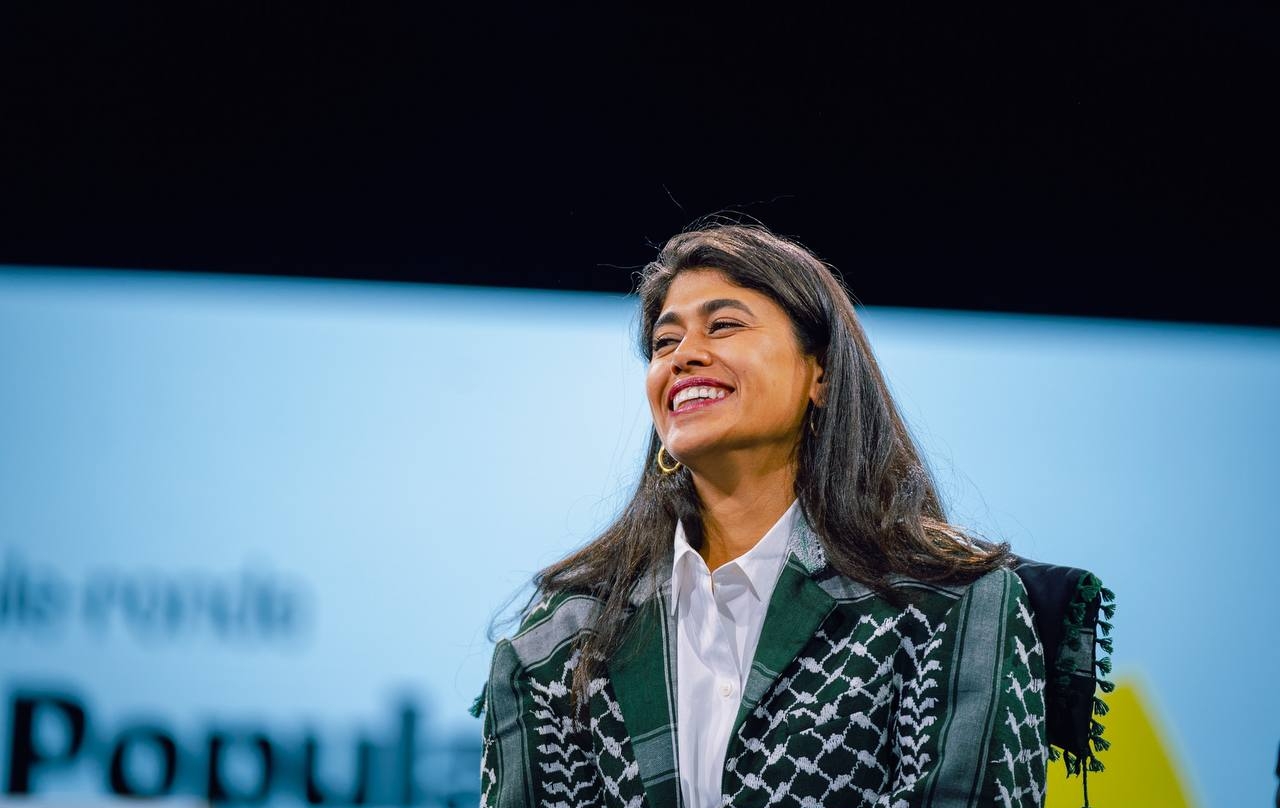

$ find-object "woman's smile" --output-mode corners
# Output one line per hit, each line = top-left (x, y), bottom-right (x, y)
(668, 376), (736, 413)
(671, 387), (732, 414)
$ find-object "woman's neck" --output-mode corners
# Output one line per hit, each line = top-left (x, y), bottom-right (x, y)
(692, 461), (798, 571)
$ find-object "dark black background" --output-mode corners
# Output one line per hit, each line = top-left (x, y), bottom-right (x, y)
(2, 2), (1276, 325)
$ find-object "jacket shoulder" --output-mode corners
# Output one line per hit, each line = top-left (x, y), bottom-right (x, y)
(909, 565), (1032, 616)
(816, 564), (1030, 622)
(505, 589), (603, 672)
(932, 565), (1036, 645)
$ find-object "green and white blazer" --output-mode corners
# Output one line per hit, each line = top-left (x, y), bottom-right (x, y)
(479, 516), (1047, 808)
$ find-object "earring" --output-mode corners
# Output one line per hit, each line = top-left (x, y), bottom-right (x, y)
(807, 408), (820, 436)
(656, 445), (682, 474)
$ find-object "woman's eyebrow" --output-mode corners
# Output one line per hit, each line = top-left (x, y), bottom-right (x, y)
(653, 298), (755, 331)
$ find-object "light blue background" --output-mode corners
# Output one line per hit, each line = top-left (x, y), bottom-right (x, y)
(1, 267), (1276, 807)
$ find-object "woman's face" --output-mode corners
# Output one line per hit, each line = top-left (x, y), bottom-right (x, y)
(646, 268), (824, 472)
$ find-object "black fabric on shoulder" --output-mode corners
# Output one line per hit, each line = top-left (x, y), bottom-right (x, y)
(1010, 556), (1109, 768)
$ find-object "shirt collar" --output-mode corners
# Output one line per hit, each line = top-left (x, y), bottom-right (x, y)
(669, 498), (800, 616)
(670, 522), (701, 616)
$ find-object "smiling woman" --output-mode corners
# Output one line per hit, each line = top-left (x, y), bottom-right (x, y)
(477, 222), (1051, 808)
(646, 271), (825, 528)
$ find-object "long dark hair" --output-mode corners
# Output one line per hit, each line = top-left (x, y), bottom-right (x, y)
(534, 221), (1011, 705)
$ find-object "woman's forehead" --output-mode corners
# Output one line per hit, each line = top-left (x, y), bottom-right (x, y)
(656, 269), (764, 314)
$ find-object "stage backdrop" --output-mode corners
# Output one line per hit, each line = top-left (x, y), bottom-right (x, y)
(1, 268), (1276, 808)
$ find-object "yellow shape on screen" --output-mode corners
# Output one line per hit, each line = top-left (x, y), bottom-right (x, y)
(1045, 676), (1197, 808)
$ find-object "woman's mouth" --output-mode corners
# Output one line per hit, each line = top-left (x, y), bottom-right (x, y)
(671, 386), (731, 414)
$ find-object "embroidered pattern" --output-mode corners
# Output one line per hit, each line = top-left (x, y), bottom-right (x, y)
(721, 584), (1046, 807)
(483, 640), (650, 808)
(990, 597), (1048, 808)
(529, 648), (600, 805)
(480, 717), (497, 806)
(722, 604), (949, 807)
(588, 674), (646, 808)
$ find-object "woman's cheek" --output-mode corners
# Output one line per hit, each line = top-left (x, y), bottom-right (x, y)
(646, 392), (667, 431)
(646, 372), (668, 423)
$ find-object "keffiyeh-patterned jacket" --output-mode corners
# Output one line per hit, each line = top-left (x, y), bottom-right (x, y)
(479, 516), (1048, 808)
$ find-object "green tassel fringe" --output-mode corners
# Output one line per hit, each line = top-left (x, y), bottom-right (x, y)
(1065, 625), (1082, 648)
(1063, 750), (1081, 776)
(469, 691), (486, 718)
(1077, 574), (1102, 602)
(1052, 569), (1116, 800)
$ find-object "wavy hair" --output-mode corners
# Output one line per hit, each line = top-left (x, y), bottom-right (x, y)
(533, 220), (1011, 706)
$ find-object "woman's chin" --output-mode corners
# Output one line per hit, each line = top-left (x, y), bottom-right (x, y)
(661, 439), (731, 472)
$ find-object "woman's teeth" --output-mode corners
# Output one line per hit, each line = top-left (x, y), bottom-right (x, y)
(672, 386), (729, 410)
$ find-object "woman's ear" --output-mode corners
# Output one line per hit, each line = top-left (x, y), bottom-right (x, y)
(810, 360), (827, 409)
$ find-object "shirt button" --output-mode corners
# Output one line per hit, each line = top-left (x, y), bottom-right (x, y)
(719, 681), (734, 698)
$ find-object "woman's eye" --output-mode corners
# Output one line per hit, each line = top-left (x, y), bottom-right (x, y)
(651, 336), (678, 353)
(709, 320), (743, 333)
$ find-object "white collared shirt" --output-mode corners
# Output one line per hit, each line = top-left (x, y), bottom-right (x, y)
(671, 499), (799, 808)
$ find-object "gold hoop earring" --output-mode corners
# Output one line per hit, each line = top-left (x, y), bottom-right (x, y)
(656, 445), (682, 474)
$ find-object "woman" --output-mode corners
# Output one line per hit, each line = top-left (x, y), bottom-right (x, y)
(478, 223), (1048, 807)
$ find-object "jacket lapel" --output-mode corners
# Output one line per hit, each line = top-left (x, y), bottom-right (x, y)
(732, 512), (838, 737)
(608, 569), (682, 808)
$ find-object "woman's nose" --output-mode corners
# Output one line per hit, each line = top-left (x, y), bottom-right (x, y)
(670, 335), (711, 369)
